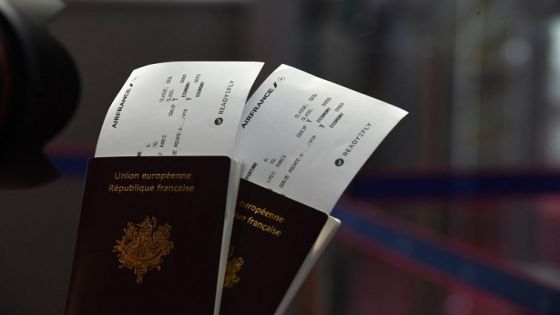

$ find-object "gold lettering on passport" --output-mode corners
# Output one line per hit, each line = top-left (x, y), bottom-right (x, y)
(113, 216), (174, 284)
(236, 200), (285, 236)
(224, 247), (244, 289)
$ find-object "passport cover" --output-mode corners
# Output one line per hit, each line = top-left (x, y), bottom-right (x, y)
(220, 179), (328, 315)
(66, 156), (235, 315)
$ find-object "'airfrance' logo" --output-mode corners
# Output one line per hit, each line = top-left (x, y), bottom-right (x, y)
(241, 77), (284, 129)
(112, 82), (134, 128)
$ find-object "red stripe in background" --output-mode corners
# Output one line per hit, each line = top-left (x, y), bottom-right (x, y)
(44, 141), (96, 157)
(333, 198), (560, 313)
(337, 197), (560, 291)
(336, 230), (536, 315)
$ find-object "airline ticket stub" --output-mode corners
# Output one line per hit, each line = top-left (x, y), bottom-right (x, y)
(95, 62), (263, 157)
(234, 65), (407, 212)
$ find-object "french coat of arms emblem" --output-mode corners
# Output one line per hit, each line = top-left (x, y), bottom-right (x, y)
(224, 247), (245, 288)
(113, 216), (174, 284)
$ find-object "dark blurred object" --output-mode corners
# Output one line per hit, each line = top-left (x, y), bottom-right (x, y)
(0, 0), (79, 188)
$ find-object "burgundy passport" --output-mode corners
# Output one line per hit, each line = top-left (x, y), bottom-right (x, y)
(220, 180), (328, 315)
(66, 156), (235, 315)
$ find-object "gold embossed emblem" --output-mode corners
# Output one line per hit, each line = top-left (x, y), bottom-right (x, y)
(113, 216), (174, 284)
(224, 247), (245, 288)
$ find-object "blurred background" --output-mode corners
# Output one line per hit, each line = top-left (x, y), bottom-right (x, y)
(2, 0), (560, 314)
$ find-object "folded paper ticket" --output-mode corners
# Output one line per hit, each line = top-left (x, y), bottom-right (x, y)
(234, 64), (407, 212)
(96, 62), (264, 157)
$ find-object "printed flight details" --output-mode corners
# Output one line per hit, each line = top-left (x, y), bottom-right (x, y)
(234, 65), (408, 213)
(95, 62), (264, 157)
